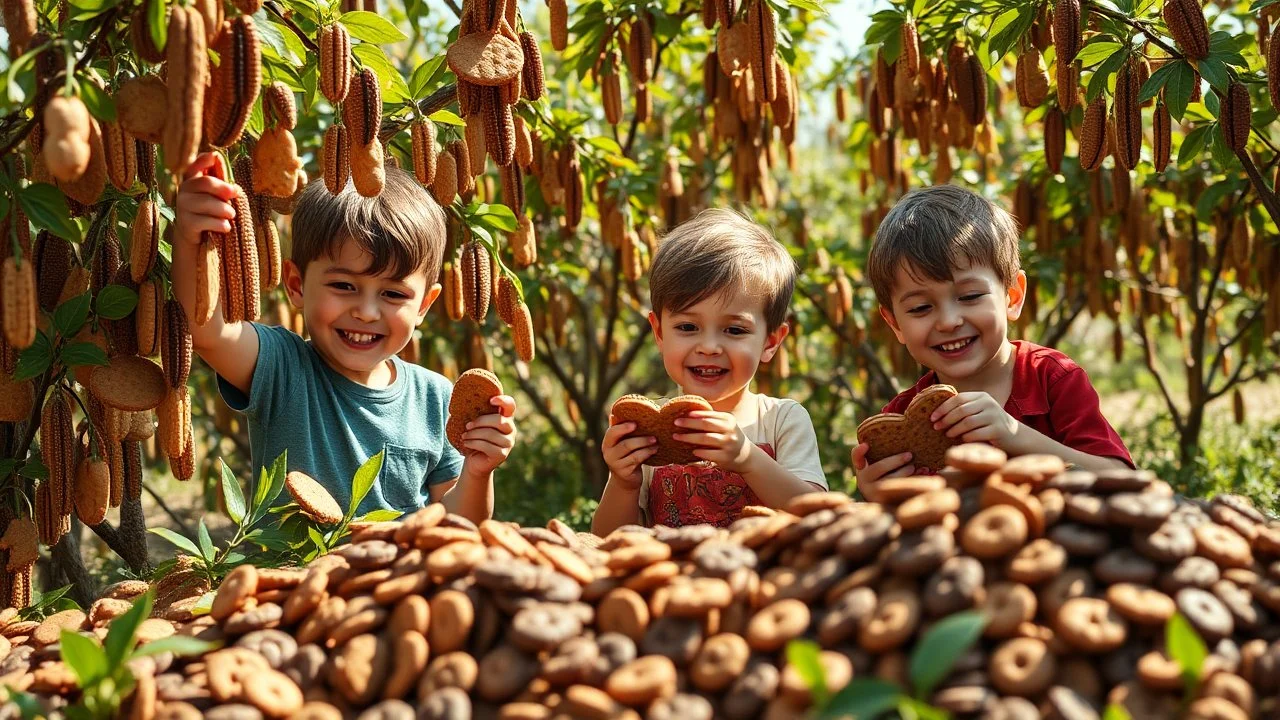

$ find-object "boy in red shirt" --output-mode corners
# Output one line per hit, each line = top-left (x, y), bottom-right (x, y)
(853, 185), (1132, 502)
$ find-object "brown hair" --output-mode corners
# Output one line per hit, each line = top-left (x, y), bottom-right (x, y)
(649, 208), (795, 331)
(289, 166), (447, 284)
(867, 184), (1021, 308)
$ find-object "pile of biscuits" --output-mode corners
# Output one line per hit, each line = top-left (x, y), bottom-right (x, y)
(8, 445), (1280, 719)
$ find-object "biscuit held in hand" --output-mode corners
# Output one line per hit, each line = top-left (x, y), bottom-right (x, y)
(610, 394), (713, 466)
(446, 369), (504, 452)
(856, 384), (961, 472)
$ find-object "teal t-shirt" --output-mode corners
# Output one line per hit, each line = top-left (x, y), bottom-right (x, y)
(217, 322), (464, 516)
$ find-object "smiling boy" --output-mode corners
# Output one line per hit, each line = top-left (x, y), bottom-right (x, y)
(592, 209), (826, 534)
(853, 185), (1132, 502)
(171, 153), (517, 522)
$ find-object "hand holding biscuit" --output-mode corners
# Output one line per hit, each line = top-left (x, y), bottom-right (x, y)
(672, 410), (753, 472)
(930, 391), (1021, 449)
(457, 394), (518, 475)
(601, 416), (655, 490)
(851, 443), (915, 503)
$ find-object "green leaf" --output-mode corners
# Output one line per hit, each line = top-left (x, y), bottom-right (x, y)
(820, 678), (902, 720)
(1163, 61), (1196, 122)
(1196, 58), (1229, 93)
(1103, 704), (1135, 720)
(1194, 179), (1242, 220)
(104, 591), (152, 667)
(1178, 124), (1212, 166)
(408, 56), (445, 98)
(131, 635), (220, 658)
(253, 8), (290, 59)
(148, 527), (201, 557)
(59, 342), (109, 369)
(428, 108), (465, 126)
(471, 202), (518, 232)
(351, 44), (409, 103)
(197, 520), (215, 564)
(58, 629), (107, 685)
(18, 184), (81, 241)
(1139, 58), (1180, 103)
(148, 0), (167, 54)
(338, 11), (408, 43)
(786, 640), (828, 708)
(356, 508), (402, 522)
(52, 294), (92, 337)
(95, 285), (138, 320)
(13, 332), (52, 382)
(1166, 612), (1208, 682)
(784, 0), (825, 12)
(18, 458), (47, 481)
(1086, 50), (1127, 103)
(348, 450), (385, 517)
(78, 79), (116, 122)
(987, 6), (1036, 63)
(1077, 39), (1121, 70)
(222, 460), (246, 525)
(3, 686), (43, 719)
(908, 611), (987, 697)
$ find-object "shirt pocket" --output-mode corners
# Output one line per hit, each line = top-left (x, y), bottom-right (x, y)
(376, 444), (436, 513)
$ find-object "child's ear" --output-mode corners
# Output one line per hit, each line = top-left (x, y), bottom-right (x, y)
(878, 305), (907, 344)
(647, 310), (663, 347)
(760, 322), (790, 362)
(282, 259), (305, 309)
(1006, 270), (1028, 321)
(417, 283), (443, 319)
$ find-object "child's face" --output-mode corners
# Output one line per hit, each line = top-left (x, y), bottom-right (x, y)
(648, 287), (788, 410)
(879, 261), (1027, 383)
(283, 238), (441, 386)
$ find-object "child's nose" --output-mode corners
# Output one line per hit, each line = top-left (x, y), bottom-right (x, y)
(352, 295), (380, 320)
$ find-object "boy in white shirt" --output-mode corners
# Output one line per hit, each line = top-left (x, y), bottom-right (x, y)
(592, 209), (826, 534)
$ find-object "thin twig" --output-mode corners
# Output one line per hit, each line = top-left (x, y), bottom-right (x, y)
(442, 0), (462, 18)
(143, 482), (195, 537)
(1205, 300), (1265, 392)
(1089, 5), (1182, 59)
(1133, 313), (1185, 434)
(265, 1), (319, 53)
(1208, 361), (1280, 402)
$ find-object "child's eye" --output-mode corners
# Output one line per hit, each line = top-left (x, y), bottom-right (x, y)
(383, 290), (409, 300)
(328, 282), (354, 291)
(725, 326), (749, 336)
(675, 323), (697, 332)
(907, 304), (931, 315)
(960, 293), (987, 302)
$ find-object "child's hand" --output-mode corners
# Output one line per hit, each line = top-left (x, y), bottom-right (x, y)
(602, 416), (656, 490)
(930, 391), (1020, 449)
(673, 410), (753, 473)
(458, 395), (517, 475)
(851, 442), (915, 503)
(174, 152), (240, 249)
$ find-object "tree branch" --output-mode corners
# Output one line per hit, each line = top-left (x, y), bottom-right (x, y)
(537, 327), (592, 415)
(1205, 300), (1265, 392)
(512, 362), (579, 447)
(603, 327), (651, 399)
(441, 0), (462, 17)
(797, 285), (897, 402)
(49, 525), (96, 607)
(1208, 361), (1280, 402)
(1237, 147), (1280, 228)
(1133, 314), (1185, 434)
(143, 482), (194, 537)
(265, 0), (319, 53)
(1037, 288), (1087, 349)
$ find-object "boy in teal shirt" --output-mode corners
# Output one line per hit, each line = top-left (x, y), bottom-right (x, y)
(171, 153), (517, 522)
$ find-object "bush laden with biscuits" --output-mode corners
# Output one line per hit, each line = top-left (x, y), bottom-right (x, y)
(818, 0), (1280, 466)
(2, 445), (1280, 718)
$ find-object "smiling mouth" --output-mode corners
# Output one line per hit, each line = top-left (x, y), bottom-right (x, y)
(338, 329), (384, 348)
(689, 366), (729, 379)
(933, 337), (976, 353)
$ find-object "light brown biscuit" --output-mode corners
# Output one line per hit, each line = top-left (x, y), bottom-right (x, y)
(89, 355), (168, 411)
(609, 394), (714, 466)
(855, 384), (960, 472)
(447, 33), (525, 87)
(446, 368), (504, 452)
(285, 470), (343, 524)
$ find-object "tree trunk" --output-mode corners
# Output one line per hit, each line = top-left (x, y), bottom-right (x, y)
(1179, 404), (1204, 470)
(49, 523), (97, 607)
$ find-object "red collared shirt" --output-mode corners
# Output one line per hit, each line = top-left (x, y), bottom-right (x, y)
(882, 340), (1134, 467)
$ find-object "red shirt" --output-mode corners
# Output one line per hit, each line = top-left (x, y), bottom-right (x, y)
(646, 444), (773, 528)
(882, 341), (1133, 467)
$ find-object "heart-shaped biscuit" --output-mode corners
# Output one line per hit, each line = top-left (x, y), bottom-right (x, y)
(856, 384), (960, 473)
(446, 369), (504, 452)
(610, 394), (714, 466)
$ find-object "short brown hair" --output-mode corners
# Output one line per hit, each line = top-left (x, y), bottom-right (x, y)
(289, 167), (447, 284)
(867, 184), (1021, 308)
(649, 208), (795, 331)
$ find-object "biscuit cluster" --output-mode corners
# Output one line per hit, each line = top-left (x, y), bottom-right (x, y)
(9, 446), (1280, 718)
